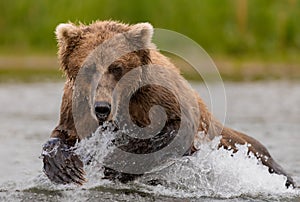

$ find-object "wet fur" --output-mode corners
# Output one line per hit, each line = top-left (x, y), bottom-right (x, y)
(49, 20), (294, 187)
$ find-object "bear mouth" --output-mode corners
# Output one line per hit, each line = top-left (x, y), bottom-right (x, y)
(96, 115), (109, 126)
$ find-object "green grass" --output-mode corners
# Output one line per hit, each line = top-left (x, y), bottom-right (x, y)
(1, 0), (300, 82)
(1, 0), (300, 59)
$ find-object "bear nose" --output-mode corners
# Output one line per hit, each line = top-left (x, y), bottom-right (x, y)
(94, 101), (111, 123)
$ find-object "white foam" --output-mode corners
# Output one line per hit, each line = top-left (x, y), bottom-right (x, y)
(75, 129), (299, 199)
(7, 128), (297, 200)
(137, 138), (298, 198)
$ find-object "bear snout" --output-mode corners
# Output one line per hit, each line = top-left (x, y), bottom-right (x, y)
(94, 101), (111, 124)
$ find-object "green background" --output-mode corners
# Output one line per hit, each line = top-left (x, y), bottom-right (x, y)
(1, 0), (300, 81)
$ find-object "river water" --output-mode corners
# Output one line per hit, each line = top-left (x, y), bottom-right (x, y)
(0, 81), (299, 201)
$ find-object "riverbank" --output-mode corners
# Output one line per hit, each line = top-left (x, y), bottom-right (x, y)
(0, 55), (299, 82)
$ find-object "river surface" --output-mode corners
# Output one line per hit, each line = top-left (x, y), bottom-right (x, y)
(0, 81), (299, 201)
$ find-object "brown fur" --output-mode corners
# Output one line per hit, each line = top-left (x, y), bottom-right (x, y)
(51, 20), (294, 187)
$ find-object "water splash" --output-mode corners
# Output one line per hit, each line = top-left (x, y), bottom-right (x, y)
(73, 128), (299, 199)
(136, 138), (297, 199)
(75, 124), (117, 186)
(1, 128), (299, 201)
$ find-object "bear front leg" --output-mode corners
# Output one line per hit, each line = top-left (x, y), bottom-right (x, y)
(41, 128), (86, 185)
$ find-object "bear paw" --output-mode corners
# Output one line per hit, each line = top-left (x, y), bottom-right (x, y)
(41, 138), (86, 185)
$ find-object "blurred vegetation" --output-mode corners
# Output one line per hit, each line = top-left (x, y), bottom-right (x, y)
(0, 68), (62, 83)
(0, 0), (300, 81)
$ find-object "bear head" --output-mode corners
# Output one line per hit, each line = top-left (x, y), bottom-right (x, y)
(52, 21), (198, 154)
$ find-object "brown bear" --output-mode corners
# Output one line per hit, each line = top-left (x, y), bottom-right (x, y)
(42, 20), (294, 188)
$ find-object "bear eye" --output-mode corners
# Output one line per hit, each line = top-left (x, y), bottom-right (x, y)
(108, 64), (123, 79)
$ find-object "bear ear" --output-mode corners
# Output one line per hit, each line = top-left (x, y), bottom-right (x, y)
(127, 22), (154, 49)
(55, 23), (82, 79)
(55, 23), (82, 44)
